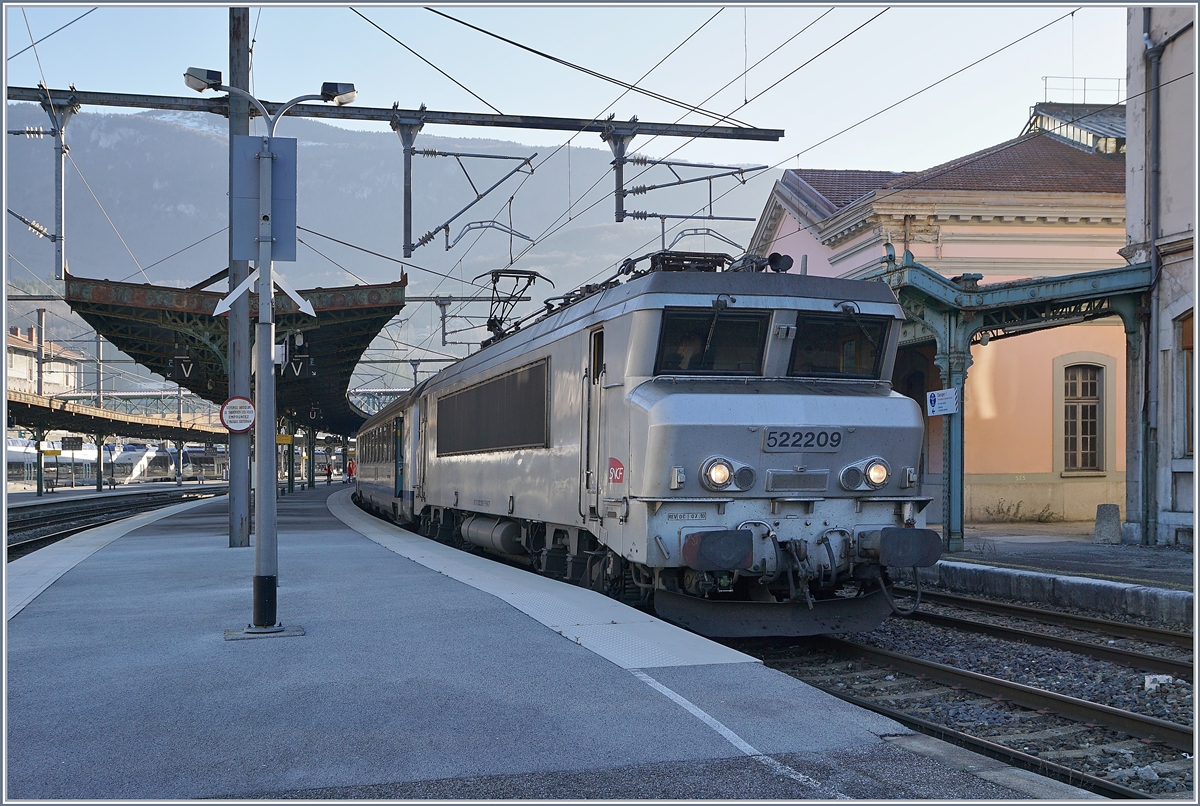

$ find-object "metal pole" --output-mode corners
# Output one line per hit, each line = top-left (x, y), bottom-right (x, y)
(35, 428), (45, 498)
(395, 124), (420, 258)
(95, 331), (103, 408)
(308, 429), (317, 487)
(1143, 11), (1163, 546)
(35, 309), (45, 396)
(95, 434), (104, 492)
(287, 418), (295, 494)
(252, 131), (280, 630)
(52, 117), (65, 280)
(228, 7), (252, 549)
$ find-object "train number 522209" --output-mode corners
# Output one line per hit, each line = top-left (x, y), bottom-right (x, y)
(763, 427), (843, 452)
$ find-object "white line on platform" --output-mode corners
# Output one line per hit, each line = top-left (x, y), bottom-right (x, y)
(5, 495), (227, 621)
(630, 669), (848, 798)
(327, 489), (757, 669)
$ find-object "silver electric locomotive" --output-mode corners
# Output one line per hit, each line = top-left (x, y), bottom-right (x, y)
(355, 251), (941, 636)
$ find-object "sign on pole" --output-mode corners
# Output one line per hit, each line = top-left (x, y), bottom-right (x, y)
(927, 388), (959, 417)
(231, 135), (297, 261)
(221, 396), (256, 432)
(61, 436), (83, 450)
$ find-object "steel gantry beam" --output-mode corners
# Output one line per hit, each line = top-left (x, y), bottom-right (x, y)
(865, 247), (1152, 552)
(9, 85), (783, 257)
(6, 86), (784, 141)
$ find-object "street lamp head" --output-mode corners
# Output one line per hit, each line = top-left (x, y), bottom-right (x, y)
(184, 67), (223, 93)
(321, 82), (357, 106)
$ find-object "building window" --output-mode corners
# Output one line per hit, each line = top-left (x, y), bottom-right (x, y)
(1183, 312), (1194, 457)
(1064, 365), (1102, 471)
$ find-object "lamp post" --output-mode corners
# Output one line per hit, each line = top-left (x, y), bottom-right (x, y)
(185, 68), (355, 631)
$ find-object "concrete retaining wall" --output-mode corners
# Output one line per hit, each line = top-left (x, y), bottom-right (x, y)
(899, 561), (1193, 625)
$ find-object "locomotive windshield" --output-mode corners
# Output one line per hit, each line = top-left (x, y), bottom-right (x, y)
(788, 313), (889, 379)
(654, 309), (769, 375)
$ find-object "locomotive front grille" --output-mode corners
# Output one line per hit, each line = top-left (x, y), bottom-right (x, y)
(765, 470), (828, 492)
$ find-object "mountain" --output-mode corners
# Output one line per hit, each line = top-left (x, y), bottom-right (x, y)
(6, 102), (778, 384)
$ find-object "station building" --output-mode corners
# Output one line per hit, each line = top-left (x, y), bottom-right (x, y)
(1121, 6), (1194, 547)
(748, 102), (1129, 524)
(5, 325), (87, 397)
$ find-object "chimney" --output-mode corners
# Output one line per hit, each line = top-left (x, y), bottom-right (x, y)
(27, 327), (36, 342)
(8, 326), (17, 337)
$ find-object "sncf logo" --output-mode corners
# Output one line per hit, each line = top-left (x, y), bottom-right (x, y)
(607, 458), (625, 484)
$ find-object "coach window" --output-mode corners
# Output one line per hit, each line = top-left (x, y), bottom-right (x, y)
(654, 309), (769, 375)
(590, 330), (604, 383)
(788, 313), (888, 379)
(1064, 364), (1102, 471)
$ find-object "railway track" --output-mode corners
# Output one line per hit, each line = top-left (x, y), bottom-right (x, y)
(729, 592), (1195, 799)
(6, 486), (226, 560)
(894, 586), (1193, 648)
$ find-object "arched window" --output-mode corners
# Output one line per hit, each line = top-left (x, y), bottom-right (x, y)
(1064, 364), (1102, 471)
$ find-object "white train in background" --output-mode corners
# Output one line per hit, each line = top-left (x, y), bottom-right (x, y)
(6, 439), (195, 485)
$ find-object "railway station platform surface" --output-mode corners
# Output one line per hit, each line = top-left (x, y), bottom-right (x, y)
(918, 521), (1193, 624)
(4, 485), (1096, 800)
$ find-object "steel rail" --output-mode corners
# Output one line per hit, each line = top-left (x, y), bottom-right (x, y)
(895, 586), (1194, 648)
(6, 487), (226, 538)
(6, 519), (133, 561)
(800, 681), (1152, 799)
(819, 636), (1194, 752)
(907, 610), (1193, 682)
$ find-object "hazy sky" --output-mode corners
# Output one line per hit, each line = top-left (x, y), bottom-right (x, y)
(6, 4), (1129, 172)
(4, 3), (1133, 382)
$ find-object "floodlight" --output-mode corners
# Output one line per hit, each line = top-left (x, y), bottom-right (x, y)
(184, 67), (222, 93)
(320, 82), (357, 106)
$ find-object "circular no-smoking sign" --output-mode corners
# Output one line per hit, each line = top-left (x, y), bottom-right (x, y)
(221, 396), (256, 432)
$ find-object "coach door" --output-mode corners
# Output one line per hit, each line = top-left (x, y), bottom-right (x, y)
(582, 329), (605, 520)
(394, 417), (404, 498)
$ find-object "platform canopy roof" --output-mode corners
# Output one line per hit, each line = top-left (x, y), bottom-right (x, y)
(7, 390), (227, 442)
(64, 272), (407, 435)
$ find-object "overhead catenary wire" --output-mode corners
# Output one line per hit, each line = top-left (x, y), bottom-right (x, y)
(725, 70), (1173, 261)
(399, 9), (729, 357)
(351, 7), (503, 115)
(572, 6), (1092, 288)
(65, 153), (148, 281)
(119, 227), (228, 282)
(8, 8), (97, 61)
(426, 7), (755, 129)
(6, 253), (63, 296)
(501, 6), (884, 276)
(359, 5), (884, 362)
(296, 225), (491, 290)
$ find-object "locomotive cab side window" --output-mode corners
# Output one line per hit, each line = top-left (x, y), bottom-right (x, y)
(788, 313), (889, 379)
(654, 309), (769, 376)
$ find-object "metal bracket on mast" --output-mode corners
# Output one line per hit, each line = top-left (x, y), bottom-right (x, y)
(404, 146), (536, 253)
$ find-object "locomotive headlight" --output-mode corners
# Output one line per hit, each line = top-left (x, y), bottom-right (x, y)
(701, 458), (734, 490)
(865, 459), (890, 488)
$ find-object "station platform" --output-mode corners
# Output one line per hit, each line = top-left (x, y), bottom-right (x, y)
(5, 486), (1094, 800)
(914, 521), (1194, 624)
